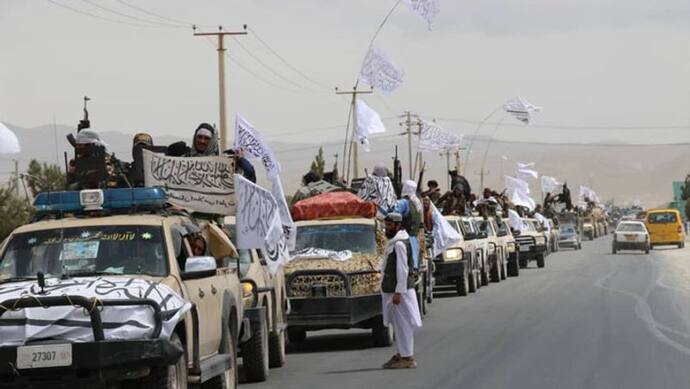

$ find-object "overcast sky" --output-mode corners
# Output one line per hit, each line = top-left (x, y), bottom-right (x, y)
(1, 0), (689, 147)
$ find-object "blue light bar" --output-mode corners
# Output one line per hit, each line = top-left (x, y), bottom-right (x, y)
(34, 187), (168, 214)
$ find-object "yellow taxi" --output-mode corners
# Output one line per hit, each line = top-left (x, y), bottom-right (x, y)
(645, 208), (686, 249)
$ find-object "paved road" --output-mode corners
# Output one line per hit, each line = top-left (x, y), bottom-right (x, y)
(247, 237), (690, 389)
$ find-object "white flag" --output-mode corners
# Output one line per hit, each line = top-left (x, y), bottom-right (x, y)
(511, 188), (536, 211)
(508, 209), (523, 232)
(541, 176), (560, 194)
(234, 113), (281, 178)
(516, 162), (535, 170)
(0, 122), (20, 154)
(418, 122), (463, 152)
(360, 47), (404, 96)
(357, 175), (398, 211)
(516, 168), (539, 181)
(355, 99), (386, 152)
(401, 0), (440, 29)
(431, 204), (462, 257)
(505, 176), (530, 195)
(534, 212), (549, 231)
(503, 97), (541, 124)
(234, 174), (282, 250)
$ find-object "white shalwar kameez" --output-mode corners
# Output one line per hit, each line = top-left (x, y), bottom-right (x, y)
(381, 230), (423, 358)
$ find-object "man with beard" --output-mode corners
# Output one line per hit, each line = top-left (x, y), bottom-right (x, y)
(381, 213), (422, 369)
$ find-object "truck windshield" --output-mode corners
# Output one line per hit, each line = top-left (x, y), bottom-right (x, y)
(295, 224), (376, 254)
(0, 225), (168, 280)
(559, 225), (577, 234)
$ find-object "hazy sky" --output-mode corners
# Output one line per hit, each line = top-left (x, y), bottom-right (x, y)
(1, 0), (689, 147)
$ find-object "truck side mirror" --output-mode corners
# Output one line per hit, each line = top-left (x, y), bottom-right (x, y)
(182, 256), (217, 280)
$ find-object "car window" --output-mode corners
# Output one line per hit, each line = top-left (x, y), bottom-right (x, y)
(559, 225), (576, 234)
(0, 225), (168, 279)
(647, 212), (678, 224)
(617, 223), (646, 232)
(295, 224), (376, 254)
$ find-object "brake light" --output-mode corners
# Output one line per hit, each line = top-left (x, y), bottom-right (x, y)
(678, 226), (682, 234)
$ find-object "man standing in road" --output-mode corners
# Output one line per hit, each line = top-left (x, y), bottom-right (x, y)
(381, 213), (422, 369)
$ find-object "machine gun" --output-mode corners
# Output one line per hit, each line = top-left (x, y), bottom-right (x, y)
(416, 161), (426, 196)
(77, 96), (91, 132)
(392, 145), (402, 198)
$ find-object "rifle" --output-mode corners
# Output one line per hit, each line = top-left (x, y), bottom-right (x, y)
(392, 145), (402, 198)
(77, 96), (91, 132)
(416, 161), (426, 196)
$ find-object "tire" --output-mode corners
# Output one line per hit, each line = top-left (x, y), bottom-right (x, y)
(287, 328), (306, 343)
(500, 254), (507, 280)
(417, 287), (428, 316)
(372, 319), (394, 347)
(142, 333), (188, 389)
(242, 313), (269, 382)
(507, 257), (519, 277)
(268, 330), (286, 368)
(456, 265), (469, 296)
(678, 242), (684, 249)
(490, 256), (500, 283)
(519, 258), (528, 269)
(203, 323), (237, 389)
(536, 254), (545, 268)
(480, 266), (489, 286)
(645, 247), (650, 254)
(612, 245), (617, 255)
(468, 269), (477, 293)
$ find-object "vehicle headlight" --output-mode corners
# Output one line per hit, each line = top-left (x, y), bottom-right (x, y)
(242, 281), (256, 306)
(507, 242), (516, 253)
(535, 236), (546, 245)
(444, 248), (463, 261)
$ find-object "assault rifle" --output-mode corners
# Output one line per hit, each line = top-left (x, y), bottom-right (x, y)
(392, 146), (402, 198)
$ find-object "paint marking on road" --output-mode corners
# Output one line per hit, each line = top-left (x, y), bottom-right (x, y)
(594, 254), (690, 356)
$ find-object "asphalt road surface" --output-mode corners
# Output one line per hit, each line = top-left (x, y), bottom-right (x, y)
(247, 237), (690, 389)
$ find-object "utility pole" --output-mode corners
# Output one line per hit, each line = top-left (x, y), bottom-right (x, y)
(194, 26), (248, 150)
(399, 111), (415, 180)
(13, 159), (19, 196)
(336, 86), (373, 182)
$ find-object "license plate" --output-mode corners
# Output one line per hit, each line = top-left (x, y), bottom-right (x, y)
(16, 344), (72, 369)
(519, 246), (531, 252)
(625, 235), (637, 241)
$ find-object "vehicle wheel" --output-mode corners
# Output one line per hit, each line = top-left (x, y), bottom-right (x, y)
(287, 328), (306, 343)
(203, 323), (237, 389)
(500, 255), (507, 280)
(507, 258), (519, 277)
(577, 244), (582, 250)
(519, 258), (528, 269)
(143, 333), (188, 389)
(490, 257), (500, 283)
(468, 269), (477, 293)
(481, 266), (489, 286)
(456, 266), (469, 296)
(650, 244), (654, 250)
(268, 329), (286, 368)
(242, 314), (269, 382)
(372, 318), (394, 347)
(645, 246), (650, 254)
(536, 254), (545, 268)
(678, 242), (684, 249)
(612, 245), (617, 255)
(417, 287), (428, 316)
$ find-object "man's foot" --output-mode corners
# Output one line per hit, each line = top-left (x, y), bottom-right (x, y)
(383, 356), (417, 369)
(382, 353), (401, 369)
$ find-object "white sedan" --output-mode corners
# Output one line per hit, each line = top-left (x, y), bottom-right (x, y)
(612, 221), (650, 254)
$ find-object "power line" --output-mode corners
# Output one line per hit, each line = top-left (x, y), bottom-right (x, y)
(113, 0), (214, 28)
(230, 37), (329, 94)
(422, 115), (690, 131)
(80, 0), (185, 28)
(247, 26), (332, 90)
(46, 0), (174, 28)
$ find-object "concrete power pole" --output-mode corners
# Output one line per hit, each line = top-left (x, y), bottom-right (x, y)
(399, 111), (415, 180)
(336, 87), (373, 182)
(194, 26), (248, 150)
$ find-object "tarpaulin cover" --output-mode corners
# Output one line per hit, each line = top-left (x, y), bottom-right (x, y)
(291, 191), (376, 221)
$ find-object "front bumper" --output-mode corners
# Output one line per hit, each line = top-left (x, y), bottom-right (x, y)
(0, 339), (182, 387)
(287, 294), (381, 330)
(559, 239), (579, 247)
(433, 259), (465, 285)
(614, 241), (647, 250)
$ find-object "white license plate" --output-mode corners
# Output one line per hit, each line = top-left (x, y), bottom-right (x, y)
(17, 344), (72, 369)
(519, 246), (531, 252)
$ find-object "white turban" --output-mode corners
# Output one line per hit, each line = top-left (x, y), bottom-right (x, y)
(401, 180), (418, 198)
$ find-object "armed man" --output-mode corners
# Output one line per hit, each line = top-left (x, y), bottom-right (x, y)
(381, 212), (422, 369)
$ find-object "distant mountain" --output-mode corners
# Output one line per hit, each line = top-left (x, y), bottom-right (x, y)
(2, 123), (687, 207)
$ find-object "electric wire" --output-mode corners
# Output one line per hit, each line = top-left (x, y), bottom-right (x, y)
(46, 0), (170, 28)
(113, 0), (215, 28)
(80, 0), (185, 28)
